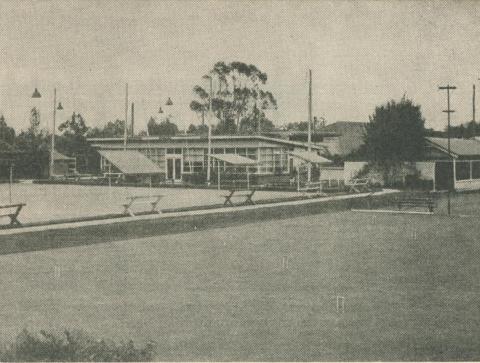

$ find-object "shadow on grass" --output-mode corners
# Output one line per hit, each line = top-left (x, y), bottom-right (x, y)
(0, 328), (156, 362)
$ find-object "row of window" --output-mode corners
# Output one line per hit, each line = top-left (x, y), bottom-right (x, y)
(455, 161), (480, 181)
(111, 147), (293, 175)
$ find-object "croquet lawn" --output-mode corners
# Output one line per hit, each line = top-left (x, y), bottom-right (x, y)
(0, 211), (479, 361)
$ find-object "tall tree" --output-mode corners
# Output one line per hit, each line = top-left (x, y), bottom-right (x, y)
(28, 107), (41, 136)
(0, 115), (15, 145)
(190, 61), (277, 133)
(239, 105), (275, 134)
(15, 108), (49, 178)
(88, 119), (125, 138)
(57, 113), (97, 173)
(147, 117), (178, 137)
(364, 97), (426, 181)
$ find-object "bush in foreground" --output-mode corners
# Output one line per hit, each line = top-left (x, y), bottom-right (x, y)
(0, 329), (156, 362)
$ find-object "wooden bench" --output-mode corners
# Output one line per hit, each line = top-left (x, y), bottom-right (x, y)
(321, 179), (344, 193)
(348, 178), (370, 193)
(122, 195), (163, 216)
(396, 195), (436, 213)
(298, 181), (325, 193)
(0, 203), (26, 226)
(223, 189), (256, 207)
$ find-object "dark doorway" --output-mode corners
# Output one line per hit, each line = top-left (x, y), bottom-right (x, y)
(435, 161), (454, 191)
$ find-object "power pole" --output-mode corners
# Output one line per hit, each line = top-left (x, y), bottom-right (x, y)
(207, 76), (213, 185)
(131, 102), (135, 136)
(439, 84), (456, 216)
(50, 88), (57, 178)
(307, 69), (312, 182)
(123, 83), (128, 151)
(473, 84), (476, 124)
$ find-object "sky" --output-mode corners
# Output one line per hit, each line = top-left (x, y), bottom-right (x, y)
(0, 0), (479, 133)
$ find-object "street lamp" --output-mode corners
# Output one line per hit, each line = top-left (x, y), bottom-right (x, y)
(31, 88), (63, 178)
(32, 88), (41, 98)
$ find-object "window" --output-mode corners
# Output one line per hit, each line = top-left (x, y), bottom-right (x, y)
(140, 148), (165, 169)
(183, 148), (205, 173)
(246, 148), (257, 160)
(455, 161), (470, 180)
(472, 161), (480, 179)
(166, 148), (182, 154)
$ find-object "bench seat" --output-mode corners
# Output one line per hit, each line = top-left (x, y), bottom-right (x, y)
(0, 203), (26, 226)
(123, 195), (163, 216)
(396, 196), (436, 212)
(223, 189), (256, 207)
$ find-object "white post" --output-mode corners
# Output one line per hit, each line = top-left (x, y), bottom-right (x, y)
(217, 160), (221, 190)
(9, 163), (13, 204)
(453, 159), (456, 190)
(307, 69), (312, 183)
(108, 163), (112, 188)
(206, 76), (213, 186)
(207, 124), (212, 185)
(297, 165), (300, 192)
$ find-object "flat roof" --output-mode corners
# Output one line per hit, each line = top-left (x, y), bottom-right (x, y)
(87, 135), (326, 151)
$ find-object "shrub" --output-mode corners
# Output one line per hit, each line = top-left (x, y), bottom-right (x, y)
(0, 329), (156, 362)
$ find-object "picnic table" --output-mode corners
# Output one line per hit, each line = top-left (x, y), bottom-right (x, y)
(348, 178), (370, 193)
(223, 189), (256, 207)
(0, 203), (26, 226)
(298, 181), (325, 194)
(122, 195), (163, 216)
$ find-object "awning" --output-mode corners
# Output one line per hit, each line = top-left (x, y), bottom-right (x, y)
(290, 151), (331, 164)
(210, 154), (258, 166)
(53, 150), (75, 161)
(98, 150), (162, 174)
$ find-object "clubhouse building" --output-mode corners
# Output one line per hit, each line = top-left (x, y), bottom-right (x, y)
(87, 135), (332, 186)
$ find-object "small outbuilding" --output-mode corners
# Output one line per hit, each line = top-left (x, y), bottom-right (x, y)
(52, 151), (77, 177)
(423, 137), (480, 191)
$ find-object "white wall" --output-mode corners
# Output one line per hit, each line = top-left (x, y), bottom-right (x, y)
(415, 162), (435, 180)
(455, 179), (480, 191)
(343, 162), (367, 184)
(320, 167), (344, 181)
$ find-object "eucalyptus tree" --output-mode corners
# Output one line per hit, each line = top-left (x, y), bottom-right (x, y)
(190, 61), (277, 133)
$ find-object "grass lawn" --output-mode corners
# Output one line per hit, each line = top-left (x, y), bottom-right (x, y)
(0, 183), (304, 224)
(0, 211), (479, 361)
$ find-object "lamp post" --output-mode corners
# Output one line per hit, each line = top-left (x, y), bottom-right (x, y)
(32, 87), (63, 178)
(204, 75), (213, 185)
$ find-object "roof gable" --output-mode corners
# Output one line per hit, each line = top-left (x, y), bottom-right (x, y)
(425, 137), (480, 158)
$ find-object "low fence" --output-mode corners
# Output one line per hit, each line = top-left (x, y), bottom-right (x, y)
(0, 192), (399, 256)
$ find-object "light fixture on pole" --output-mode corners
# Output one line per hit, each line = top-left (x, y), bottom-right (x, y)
(32, 88), (42, 98)
(31, 87), (63, 178)
(50, 88), (63, 178)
